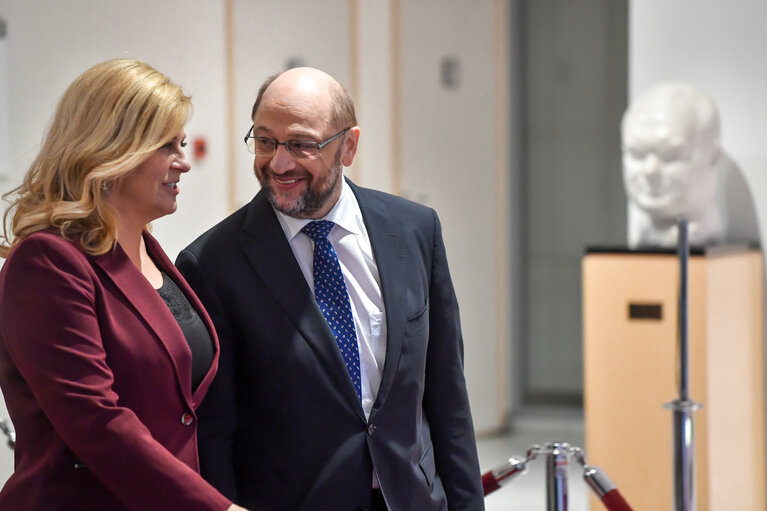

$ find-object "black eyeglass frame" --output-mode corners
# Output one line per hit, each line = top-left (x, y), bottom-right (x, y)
(243, 126), (351, 159)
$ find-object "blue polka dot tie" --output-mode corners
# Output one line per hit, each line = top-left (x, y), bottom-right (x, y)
(302, 220), (361, 401)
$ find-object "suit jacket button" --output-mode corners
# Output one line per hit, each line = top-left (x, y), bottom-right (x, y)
(367, 423), (376, 436)
(180, 412), (194, 426)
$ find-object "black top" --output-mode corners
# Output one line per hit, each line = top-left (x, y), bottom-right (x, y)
(156, 272), (214, 390)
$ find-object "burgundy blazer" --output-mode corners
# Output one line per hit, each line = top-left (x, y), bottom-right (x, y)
(0, 230), (231, 511)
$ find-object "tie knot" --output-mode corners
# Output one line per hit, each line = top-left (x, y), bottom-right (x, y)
(301, 220), (335, 241)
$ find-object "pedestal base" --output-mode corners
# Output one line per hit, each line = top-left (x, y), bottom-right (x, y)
(583, 248), (765, 510)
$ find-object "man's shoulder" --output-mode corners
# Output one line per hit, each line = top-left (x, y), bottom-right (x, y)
(351, 182), (434, 220)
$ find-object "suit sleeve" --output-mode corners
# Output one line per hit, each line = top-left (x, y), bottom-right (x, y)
(176, 247), (239, 502)
(421, 210), (485, 510)
(0, 237), (231, 511)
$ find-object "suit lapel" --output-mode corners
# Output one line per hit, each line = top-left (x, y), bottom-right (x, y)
(90, 235), (194, 407)
(240, 192), (365, 416)
(350, 183), (407, 415)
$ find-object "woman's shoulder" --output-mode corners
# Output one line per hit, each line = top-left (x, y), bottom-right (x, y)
(5, 230), (90, 270)
(16, 229), (83, 252)
(0, 230), (98, 301)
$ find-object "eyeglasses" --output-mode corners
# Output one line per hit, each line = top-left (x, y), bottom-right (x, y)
(244, 126), (350, 160)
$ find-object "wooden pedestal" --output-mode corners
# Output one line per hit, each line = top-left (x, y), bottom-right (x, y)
(582, 248), (765, 510)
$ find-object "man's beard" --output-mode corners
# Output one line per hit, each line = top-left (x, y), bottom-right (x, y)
(259, 145), (343, 218)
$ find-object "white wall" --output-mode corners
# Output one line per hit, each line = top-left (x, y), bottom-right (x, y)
(0, 17), (9, 180)
(630, 0), (767, 246)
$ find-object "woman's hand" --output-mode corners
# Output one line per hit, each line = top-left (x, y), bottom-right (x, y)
(226, 505), (250, 511)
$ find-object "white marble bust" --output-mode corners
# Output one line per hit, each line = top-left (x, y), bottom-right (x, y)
(622, 83), (725, 248)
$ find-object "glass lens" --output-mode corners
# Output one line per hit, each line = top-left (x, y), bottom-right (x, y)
(253, 138), (277, 155)
(287, 141), (319, 159)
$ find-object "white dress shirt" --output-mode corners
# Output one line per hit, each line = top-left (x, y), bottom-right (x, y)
(274, 181), (387, 421)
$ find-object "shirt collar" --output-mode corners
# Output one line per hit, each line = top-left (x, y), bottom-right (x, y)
(275, 179), (362, 241)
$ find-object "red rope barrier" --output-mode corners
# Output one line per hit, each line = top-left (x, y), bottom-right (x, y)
(480, 455), (527, 496)
(601, 488), (633, 511)
(584, 464), (634, 511)
(481, 472), (500, 496)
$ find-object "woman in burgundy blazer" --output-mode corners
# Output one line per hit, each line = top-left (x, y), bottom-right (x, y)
(0, 60), (248, 511)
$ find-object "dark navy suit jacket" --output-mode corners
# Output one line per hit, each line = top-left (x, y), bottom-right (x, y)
(177, 181), (484, 510)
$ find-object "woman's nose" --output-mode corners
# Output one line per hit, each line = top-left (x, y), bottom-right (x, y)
(174, 150), (192, 173)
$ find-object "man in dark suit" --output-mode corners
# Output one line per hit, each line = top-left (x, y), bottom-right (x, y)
(177, 67), (484, 511)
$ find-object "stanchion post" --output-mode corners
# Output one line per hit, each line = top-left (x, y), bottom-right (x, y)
(481, 442), (634, 510)
(544, 442), (569, 511)
(663, 219), (702, 511)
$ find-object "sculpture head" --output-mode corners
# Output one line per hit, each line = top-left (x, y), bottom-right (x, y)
(622, 83), (721, 222)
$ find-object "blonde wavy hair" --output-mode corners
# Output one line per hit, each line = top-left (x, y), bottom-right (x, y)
(0, 59), (191, 257)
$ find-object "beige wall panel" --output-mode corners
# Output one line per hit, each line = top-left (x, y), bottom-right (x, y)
(355, 1), (395, 194)
(399, 0), (505, 433)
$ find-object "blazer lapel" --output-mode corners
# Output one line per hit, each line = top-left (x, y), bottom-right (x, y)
(351, 183), (407, 415)
(91, 236), (194, 406)
(143, 232), (220, 407)
(240, 192), (365, 416)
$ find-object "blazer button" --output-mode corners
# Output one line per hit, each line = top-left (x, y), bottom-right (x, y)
(367, 423), (376, 436)
(180, 412), (194, 426)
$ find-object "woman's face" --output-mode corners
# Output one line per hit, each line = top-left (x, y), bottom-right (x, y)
(107, 130), (190, 229)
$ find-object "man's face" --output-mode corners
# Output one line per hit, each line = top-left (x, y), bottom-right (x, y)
(251, 85), (349, 219)
(622, 111), (710, 218)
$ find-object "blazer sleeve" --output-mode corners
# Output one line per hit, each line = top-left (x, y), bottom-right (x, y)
(0, 236), (231, 511)
(420, 210), (485, 510)
(176, 247), (239, 501)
